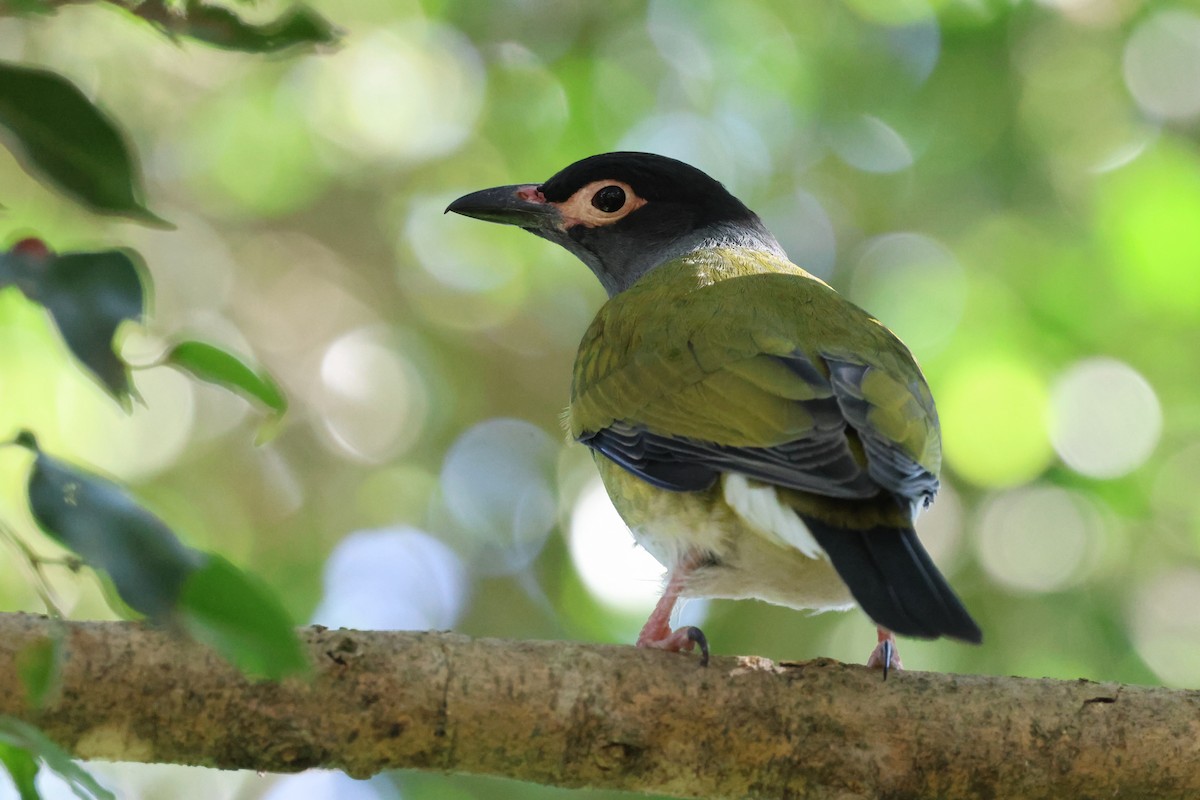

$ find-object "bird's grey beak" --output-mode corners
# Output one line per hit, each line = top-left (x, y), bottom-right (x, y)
(445, 184), (560, 230)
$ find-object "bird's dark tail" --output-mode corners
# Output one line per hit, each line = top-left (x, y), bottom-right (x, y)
(802, 516), (982, 643)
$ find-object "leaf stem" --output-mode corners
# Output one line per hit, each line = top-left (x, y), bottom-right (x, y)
(0, 522), (66, 619)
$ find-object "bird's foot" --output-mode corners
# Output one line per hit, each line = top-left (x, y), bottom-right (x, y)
(637, 625), (709, 667)
(636, 556), (710, 666)
(866, 628), (902, 680)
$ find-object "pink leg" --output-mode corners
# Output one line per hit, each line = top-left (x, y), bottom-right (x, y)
(636, 562), (709, 666)
(866, 627), (903, 679)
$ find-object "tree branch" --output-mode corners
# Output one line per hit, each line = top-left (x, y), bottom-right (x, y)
(0, 612), (1197, 799)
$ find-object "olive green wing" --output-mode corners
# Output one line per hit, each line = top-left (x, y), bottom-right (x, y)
(569, 270), (941, 508)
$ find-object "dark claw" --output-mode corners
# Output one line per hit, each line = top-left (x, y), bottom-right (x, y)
(687, 626), (709, 667)
(881, 639), (893, 682)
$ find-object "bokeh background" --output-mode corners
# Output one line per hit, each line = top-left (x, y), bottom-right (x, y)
(2, 0), (1200, 797)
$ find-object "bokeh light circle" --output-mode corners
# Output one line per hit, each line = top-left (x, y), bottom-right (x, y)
(440, 418), (559, 574)
(975, 485), (1102, 593)
(619, 111), (772, 193)
(1128, 568), (1200, 687)
(263, 771), (398, 800)
(1098, 143), (1200, 318)
(569, 479), (666, 613)
(762, 190), (837, 279)
(311, 527), (467, 631)
(181, 78), (326, 217)
(1049, 357), (1162, 479)
(939, 356), (1054, 488)
(1151, 442), (1200, 554)
(317, 328), (428, 463)
(406, 193), (525, 293)
(56, 365), (196, 481)
(849, 232), (966, 354)
(1123, 10), (1200, 121)
(306, 23), (485, 164)
(915, 481), (964, 566)
(829, 115), (914, 174)
(884, 15), (941, 83)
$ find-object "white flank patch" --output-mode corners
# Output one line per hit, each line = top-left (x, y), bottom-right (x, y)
(722, 473), (825, 560)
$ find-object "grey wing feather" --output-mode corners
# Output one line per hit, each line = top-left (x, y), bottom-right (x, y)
(581, 351), (880, 499)
(825, 359), (940, 508)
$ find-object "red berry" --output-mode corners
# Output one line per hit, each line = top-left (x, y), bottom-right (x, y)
(11, 237), (52, 260)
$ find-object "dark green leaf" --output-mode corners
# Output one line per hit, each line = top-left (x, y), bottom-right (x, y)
(19, 433), (204, 619)
(0, 741), (40, 800)
(16, 634), (62, 709)
(0, 62), (165, 224)
(0, 0), (56, 14)
(166, 341), (287, 415)
(0, 718), (114, 800)
(180, 555), (309, 680)
(137, 2), (340, 53)
(5, 244), (147, 401)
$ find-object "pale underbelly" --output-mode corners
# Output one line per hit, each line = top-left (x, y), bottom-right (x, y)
(596, 457), (856, 613)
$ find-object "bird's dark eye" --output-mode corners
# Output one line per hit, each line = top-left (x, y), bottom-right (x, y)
(592, 185), (626, 213)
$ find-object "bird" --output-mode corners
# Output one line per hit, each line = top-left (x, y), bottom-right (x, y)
(447, 152), (981, 675)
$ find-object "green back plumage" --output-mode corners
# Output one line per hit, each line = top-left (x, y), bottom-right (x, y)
(569, 246), (941, 480)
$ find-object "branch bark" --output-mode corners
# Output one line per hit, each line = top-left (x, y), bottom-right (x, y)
(0, 613), (1197, 799)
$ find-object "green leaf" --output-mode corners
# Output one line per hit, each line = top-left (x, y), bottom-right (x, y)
(165, 341), (287, 416)
(180, 555), (309, 680)
(0, 741), (40, 800)
(135, 2), (340, 53)
(0, 61), (165, 224)
(19, 432), (205, 620)
(0, 0), (56, 14)
(0, 718), (114, 800)
(16, 634), (62, 709)
(4, 242), (147, 402)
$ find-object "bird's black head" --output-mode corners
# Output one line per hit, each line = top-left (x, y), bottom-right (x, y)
(446, 152), (782, 296)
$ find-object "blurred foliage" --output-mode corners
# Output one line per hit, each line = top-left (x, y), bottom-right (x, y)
(0, 61), (160, 223)
(124, 1), (339, 53)
(1, 0), (1200, 798)
(164, 340), (287, 426)
(22, 429), (204, 619)
(17, 432), (307, 680)
(14, 632), (61, 709)
(0, 242), (146, 399)
(0, 717), (113, 800)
